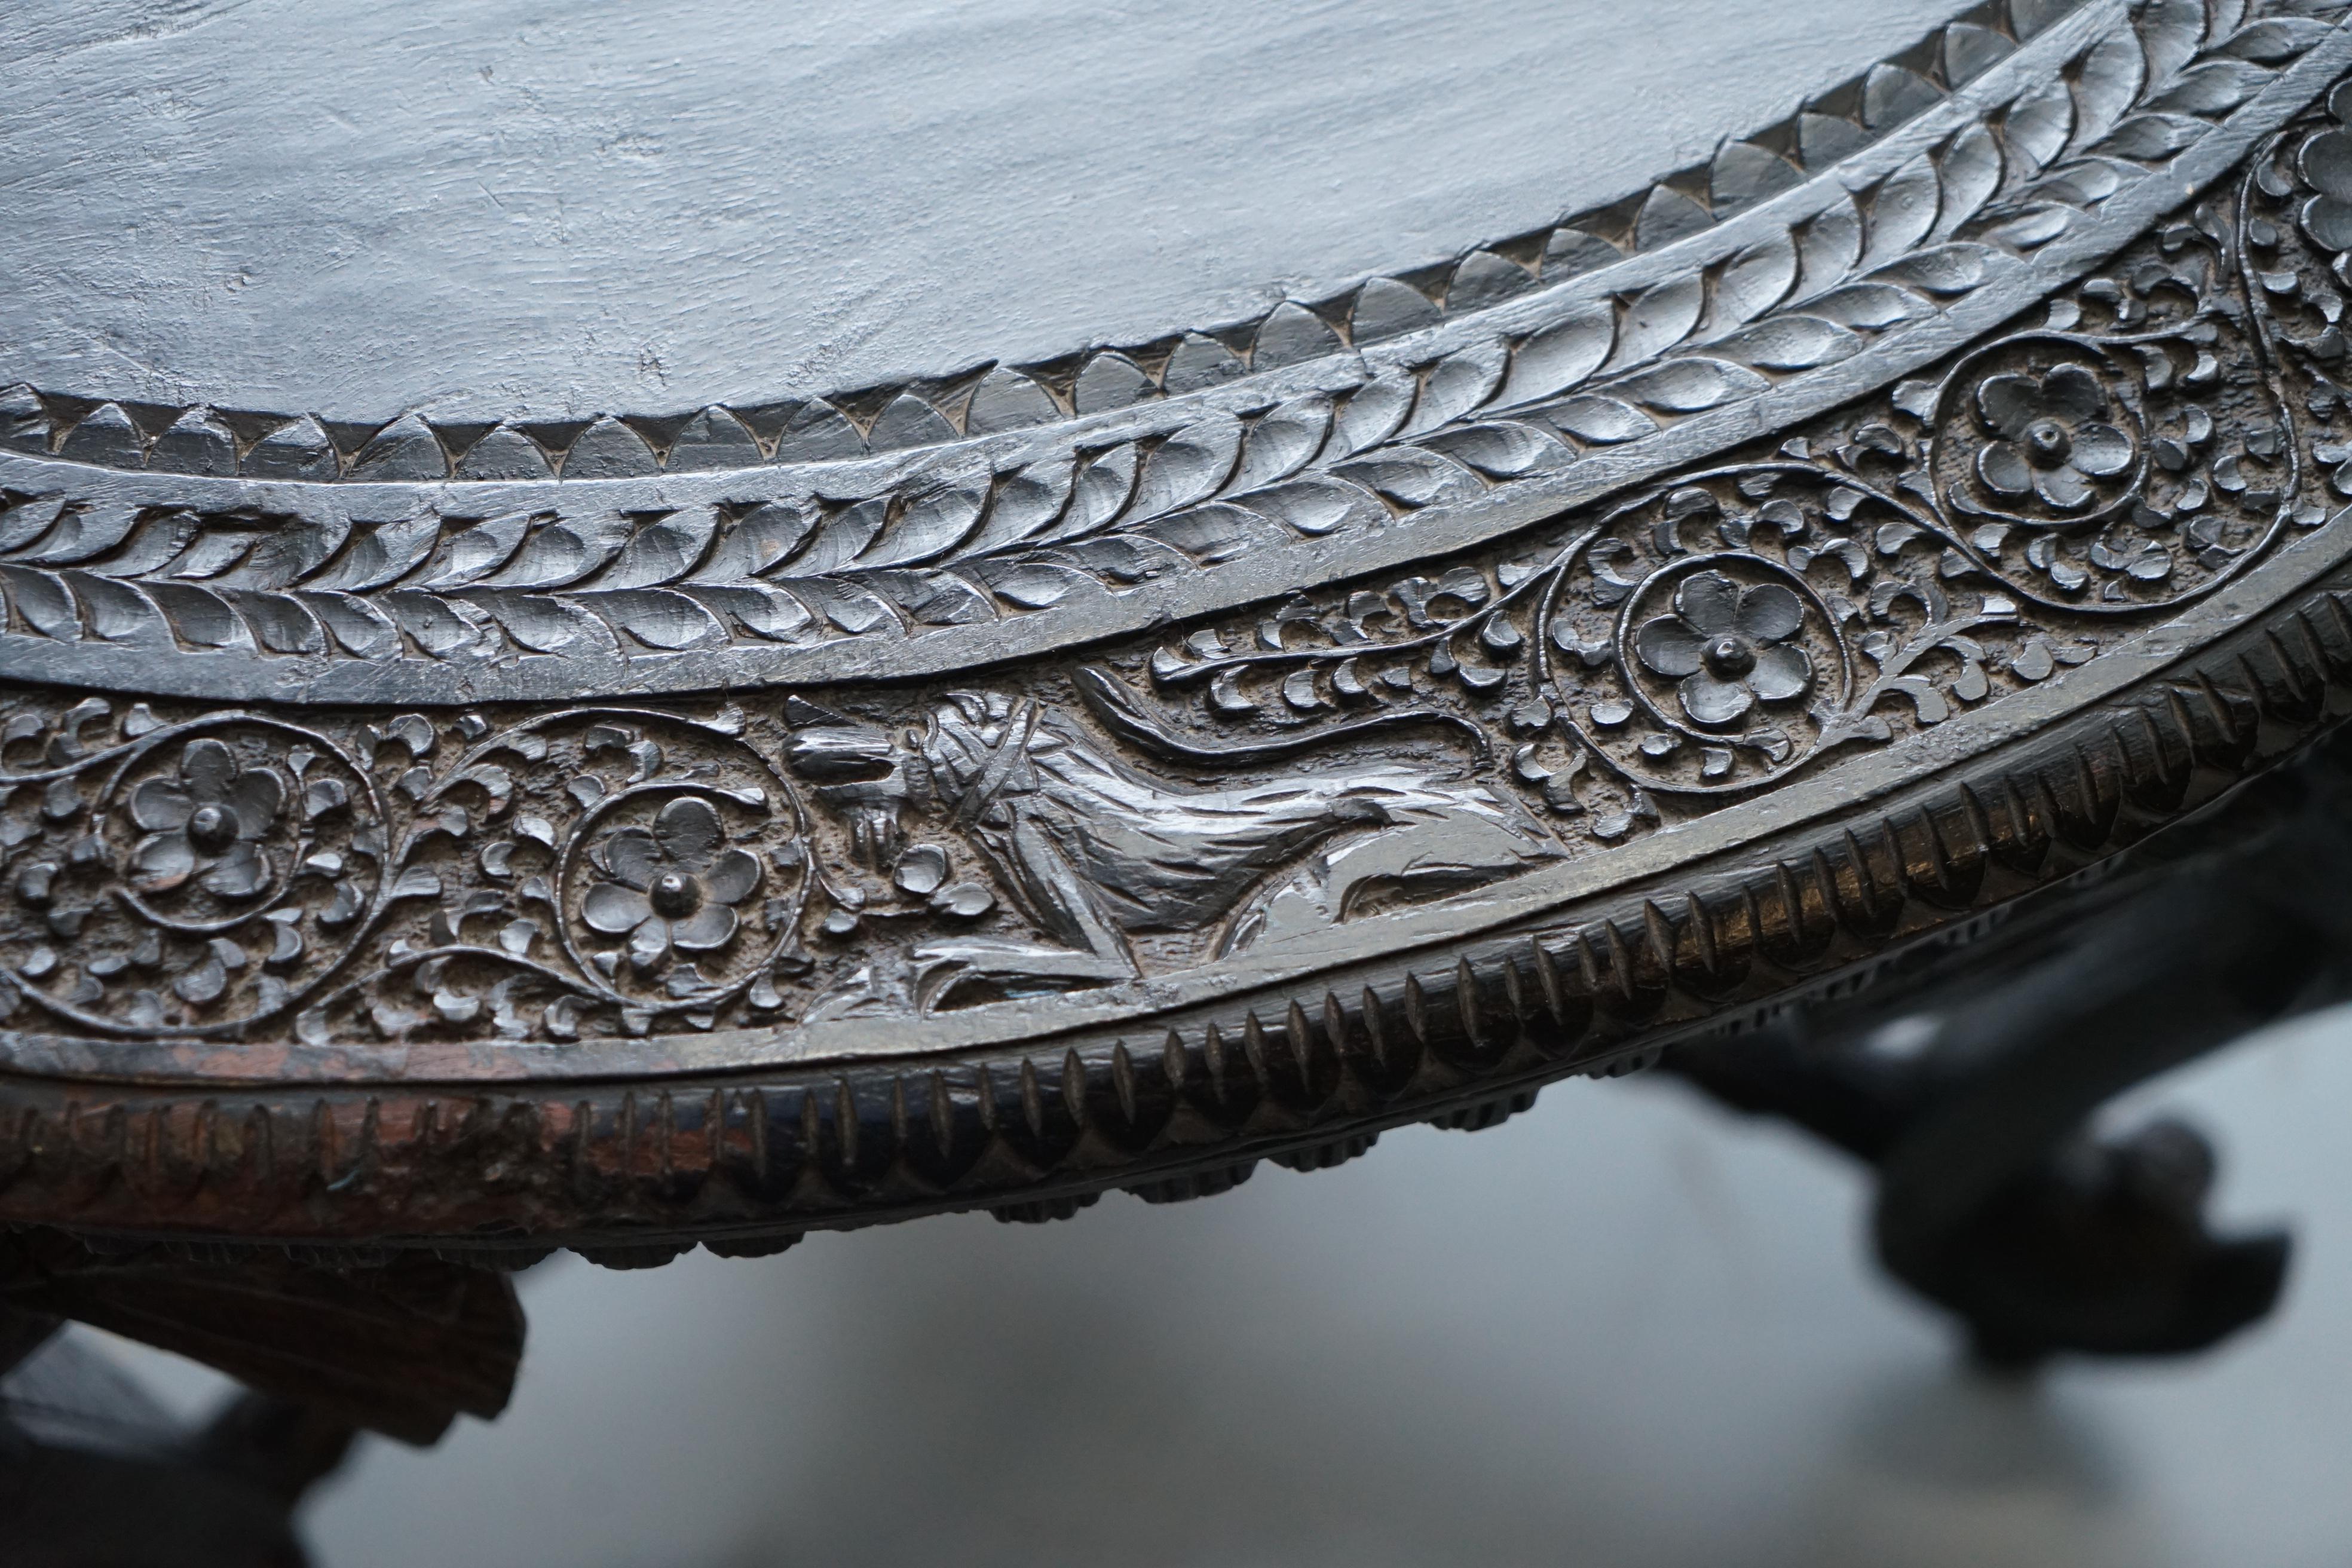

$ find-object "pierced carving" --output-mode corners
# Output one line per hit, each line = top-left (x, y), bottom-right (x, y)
(1140, 164), (2323, 822)
(0, 703), (823, 1045)
(1, 710), (388, 1036)
(0, 685), (1549, 1043)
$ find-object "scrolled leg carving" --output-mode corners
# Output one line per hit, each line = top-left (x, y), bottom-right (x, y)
(1666, 737), (2352, 1359)
(0, 1229), (524, 1444)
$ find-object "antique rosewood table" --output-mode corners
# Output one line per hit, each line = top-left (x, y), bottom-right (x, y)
(7, 0), (2352, 1444)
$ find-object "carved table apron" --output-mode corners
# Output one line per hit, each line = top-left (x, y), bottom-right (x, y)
(7, 0), (2352, 1303)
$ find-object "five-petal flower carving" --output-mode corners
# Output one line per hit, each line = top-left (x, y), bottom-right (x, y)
(1973, 364), (2134, 512)
(1634, 571), (1813, 728)
(583, 797), (764, 972)
(127, 738), (284, 898)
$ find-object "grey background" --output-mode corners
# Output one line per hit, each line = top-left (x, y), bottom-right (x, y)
(5, 0), (1956, 422)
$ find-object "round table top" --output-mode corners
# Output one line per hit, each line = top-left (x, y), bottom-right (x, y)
(7, 0), (2352, 1258)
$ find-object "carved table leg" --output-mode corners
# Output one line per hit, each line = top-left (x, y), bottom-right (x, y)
(189, 1391), (362, 1507)
(1667, 744), (2352, 1362)
(2, 1336), (361, 1566)
(0, 1231), (526, 1444)
(0, 1300), (60, 1379)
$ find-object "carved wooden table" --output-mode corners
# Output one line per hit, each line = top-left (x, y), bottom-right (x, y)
(8, 0), (2352, 1454)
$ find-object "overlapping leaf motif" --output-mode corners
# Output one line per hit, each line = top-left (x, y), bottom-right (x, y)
(0, 0), (2342, 678)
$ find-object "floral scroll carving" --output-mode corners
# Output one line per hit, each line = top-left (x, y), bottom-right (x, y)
(0, 702), (825, 1046)
(1137, 133), (2336, 835)
(0, 710), (388, 1036)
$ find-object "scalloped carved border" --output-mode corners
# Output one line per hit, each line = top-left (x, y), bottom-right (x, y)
(5, 2), (2348, 703)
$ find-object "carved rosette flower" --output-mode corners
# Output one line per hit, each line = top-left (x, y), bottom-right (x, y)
(1634, 571), (1812, 729)
(1970, 365), (2134, 513)
(126, 738), (284, 899)
(582, 797), (764, 973)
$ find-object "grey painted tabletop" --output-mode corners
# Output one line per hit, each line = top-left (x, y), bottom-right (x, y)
(5, 0), (1955, 422)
